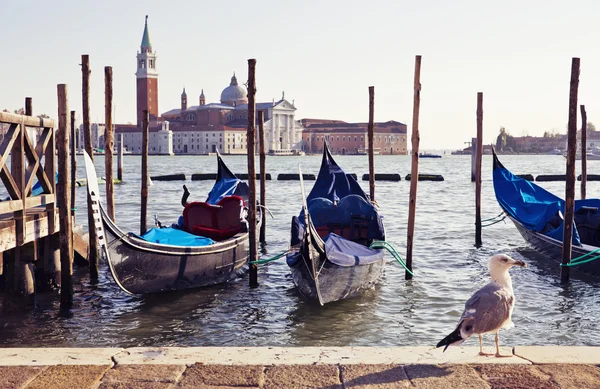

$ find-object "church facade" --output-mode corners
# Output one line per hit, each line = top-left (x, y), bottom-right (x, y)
(116, 16), (303, 155)
(115, 16), (406, 156)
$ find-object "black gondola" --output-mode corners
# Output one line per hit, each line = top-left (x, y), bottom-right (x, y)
(286, 144), (386, 305)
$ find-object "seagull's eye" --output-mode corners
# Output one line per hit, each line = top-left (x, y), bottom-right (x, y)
(465, 325), (472, 331)
(502, 258), (508, 262)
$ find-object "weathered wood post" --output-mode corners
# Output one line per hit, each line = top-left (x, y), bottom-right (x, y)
(57, 84), (73, 308)
(140, 110), (149, 235)
(104, 66), (115, 222)
(247, 58), (258, 287)
(562, 57), (580, 283)
(70, 111), (76, 225)
(406, 55), (422, 280)
(368, 86), (376, 202)
(471, 138), (477, 182)
(18, 99), (35, 302)
(118, 133), (123, 181)
(82, 54), (98, 280)
(25, 97), (32, 116)
(475, 92), (483, 247)
(258, 110), (267, 244)
(580, 105), (587, 200)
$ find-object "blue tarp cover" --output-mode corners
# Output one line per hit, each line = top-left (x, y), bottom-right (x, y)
(298, 144), (385, 240)
(324, 233), (384, 267)
(206, 154), (248, 205)
(138, 227), (214, 246)
(492, 155), (600, 245)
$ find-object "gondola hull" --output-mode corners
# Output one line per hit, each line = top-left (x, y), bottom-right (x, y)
(287, 251), (385, 304)
(507, 214), (600, 277)
(100, 206), (251, 294)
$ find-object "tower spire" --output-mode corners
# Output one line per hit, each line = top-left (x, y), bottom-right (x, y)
(141, 15), (152, 50)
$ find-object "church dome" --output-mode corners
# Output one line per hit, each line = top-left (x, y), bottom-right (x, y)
(220, 73), (247, 106)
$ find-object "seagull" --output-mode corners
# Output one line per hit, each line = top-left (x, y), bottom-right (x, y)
(436, 254), (526, 357)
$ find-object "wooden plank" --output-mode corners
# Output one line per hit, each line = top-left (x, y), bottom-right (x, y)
(0, 200), (24, 214)
(0, 123), (19, 170)
(0, 166), (21, 200)
(0, 209), (60, 251)
(12, 119), (25, 247)
(25, 194), (55, 208)
(0, 111), (55, 128)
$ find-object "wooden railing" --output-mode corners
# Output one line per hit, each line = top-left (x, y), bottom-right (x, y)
(0, 111), (56, 246)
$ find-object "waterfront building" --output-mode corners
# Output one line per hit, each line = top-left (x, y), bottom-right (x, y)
(77, 123), (105, 151)
(115, 16), (303, 155)
(162, 79), (304, 155)
(300, 119), (408, 155)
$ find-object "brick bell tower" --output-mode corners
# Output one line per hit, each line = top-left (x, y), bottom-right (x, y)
(136, 15), (158, 126)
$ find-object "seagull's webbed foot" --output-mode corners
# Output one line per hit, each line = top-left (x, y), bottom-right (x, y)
(478, 334), (494, 356)
(494, 331), (512, 358)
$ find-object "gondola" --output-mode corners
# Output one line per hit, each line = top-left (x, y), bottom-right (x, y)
(492, 150), (600, 276)
(83, 151), (261, 294)
(286, 144), (386, 305)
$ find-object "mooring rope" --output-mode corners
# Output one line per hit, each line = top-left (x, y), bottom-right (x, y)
(561, 246), (600, 267)
(481, 215), (507, 228)
(370, 240), (414, 277)
(480, 212), (505, 223)
(248, 250), (290, 265)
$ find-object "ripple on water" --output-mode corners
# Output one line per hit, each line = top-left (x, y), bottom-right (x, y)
(1, 154), (599, 347)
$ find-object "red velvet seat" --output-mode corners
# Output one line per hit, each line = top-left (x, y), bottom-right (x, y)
(183, 195), (244, 241)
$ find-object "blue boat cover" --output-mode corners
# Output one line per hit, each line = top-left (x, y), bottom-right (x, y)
(492, 153), (600, 245)
(138, 227), (214, 246)
(324, 233), (384, 267)
(206, 153), (249, 205)
(297, 143), (385, 240)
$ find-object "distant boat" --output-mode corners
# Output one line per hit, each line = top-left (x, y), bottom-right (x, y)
(562, 151), (600, 160)
(547, 148), (563, 155)
(419, 152), (442, 158)
(268, 149), (305, 156)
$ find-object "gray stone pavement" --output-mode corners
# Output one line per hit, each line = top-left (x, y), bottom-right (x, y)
(0, 347), (598, 388)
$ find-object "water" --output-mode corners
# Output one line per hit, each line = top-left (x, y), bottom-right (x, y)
(1, 154), (599, 347)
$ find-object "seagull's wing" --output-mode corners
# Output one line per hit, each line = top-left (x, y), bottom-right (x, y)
(461, 282), (514, 334)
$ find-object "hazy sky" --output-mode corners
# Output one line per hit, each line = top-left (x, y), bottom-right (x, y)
(1, 0), (598, 149)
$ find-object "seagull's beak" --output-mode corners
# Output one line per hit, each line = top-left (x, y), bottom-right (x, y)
(512, 259), (527, 268)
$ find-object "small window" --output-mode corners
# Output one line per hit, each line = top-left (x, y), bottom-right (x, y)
(354, 136), (357, 142)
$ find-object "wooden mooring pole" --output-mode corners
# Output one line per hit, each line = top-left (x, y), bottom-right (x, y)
(247, 58), (258, 287)
(368, 86), (376, 202)
(19, 98), (35, 303)
(580, 105), (587, 200)
(406, 55), (422, 280)
(104, 66), (115, 222)
(141, 110), (149, 235)
(82, 54), (98, 280)
(118, 133), (123, 182)
(57, 84), (73, 309)
(475, 92), (483, 247)
(562, 57), (580, 283)
(70, 111), (76, 226)
(258, 110), (267, 244)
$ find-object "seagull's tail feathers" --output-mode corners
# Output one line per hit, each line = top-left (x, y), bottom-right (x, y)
(436, 321), (467, 352)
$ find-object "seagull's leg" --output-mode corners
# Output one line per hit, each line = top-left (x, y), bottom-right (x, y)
(494, 331), (511, 358)
(478, 334), (493, 356)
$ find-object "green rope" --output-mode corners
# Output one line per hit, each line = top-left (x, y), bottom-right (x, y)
(370, 240), (414, 277)
(570, 246), (600, 263)
(561, 252), (600, 267)
(249, 250), (289, 265)
(481, 212), (504, 223)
